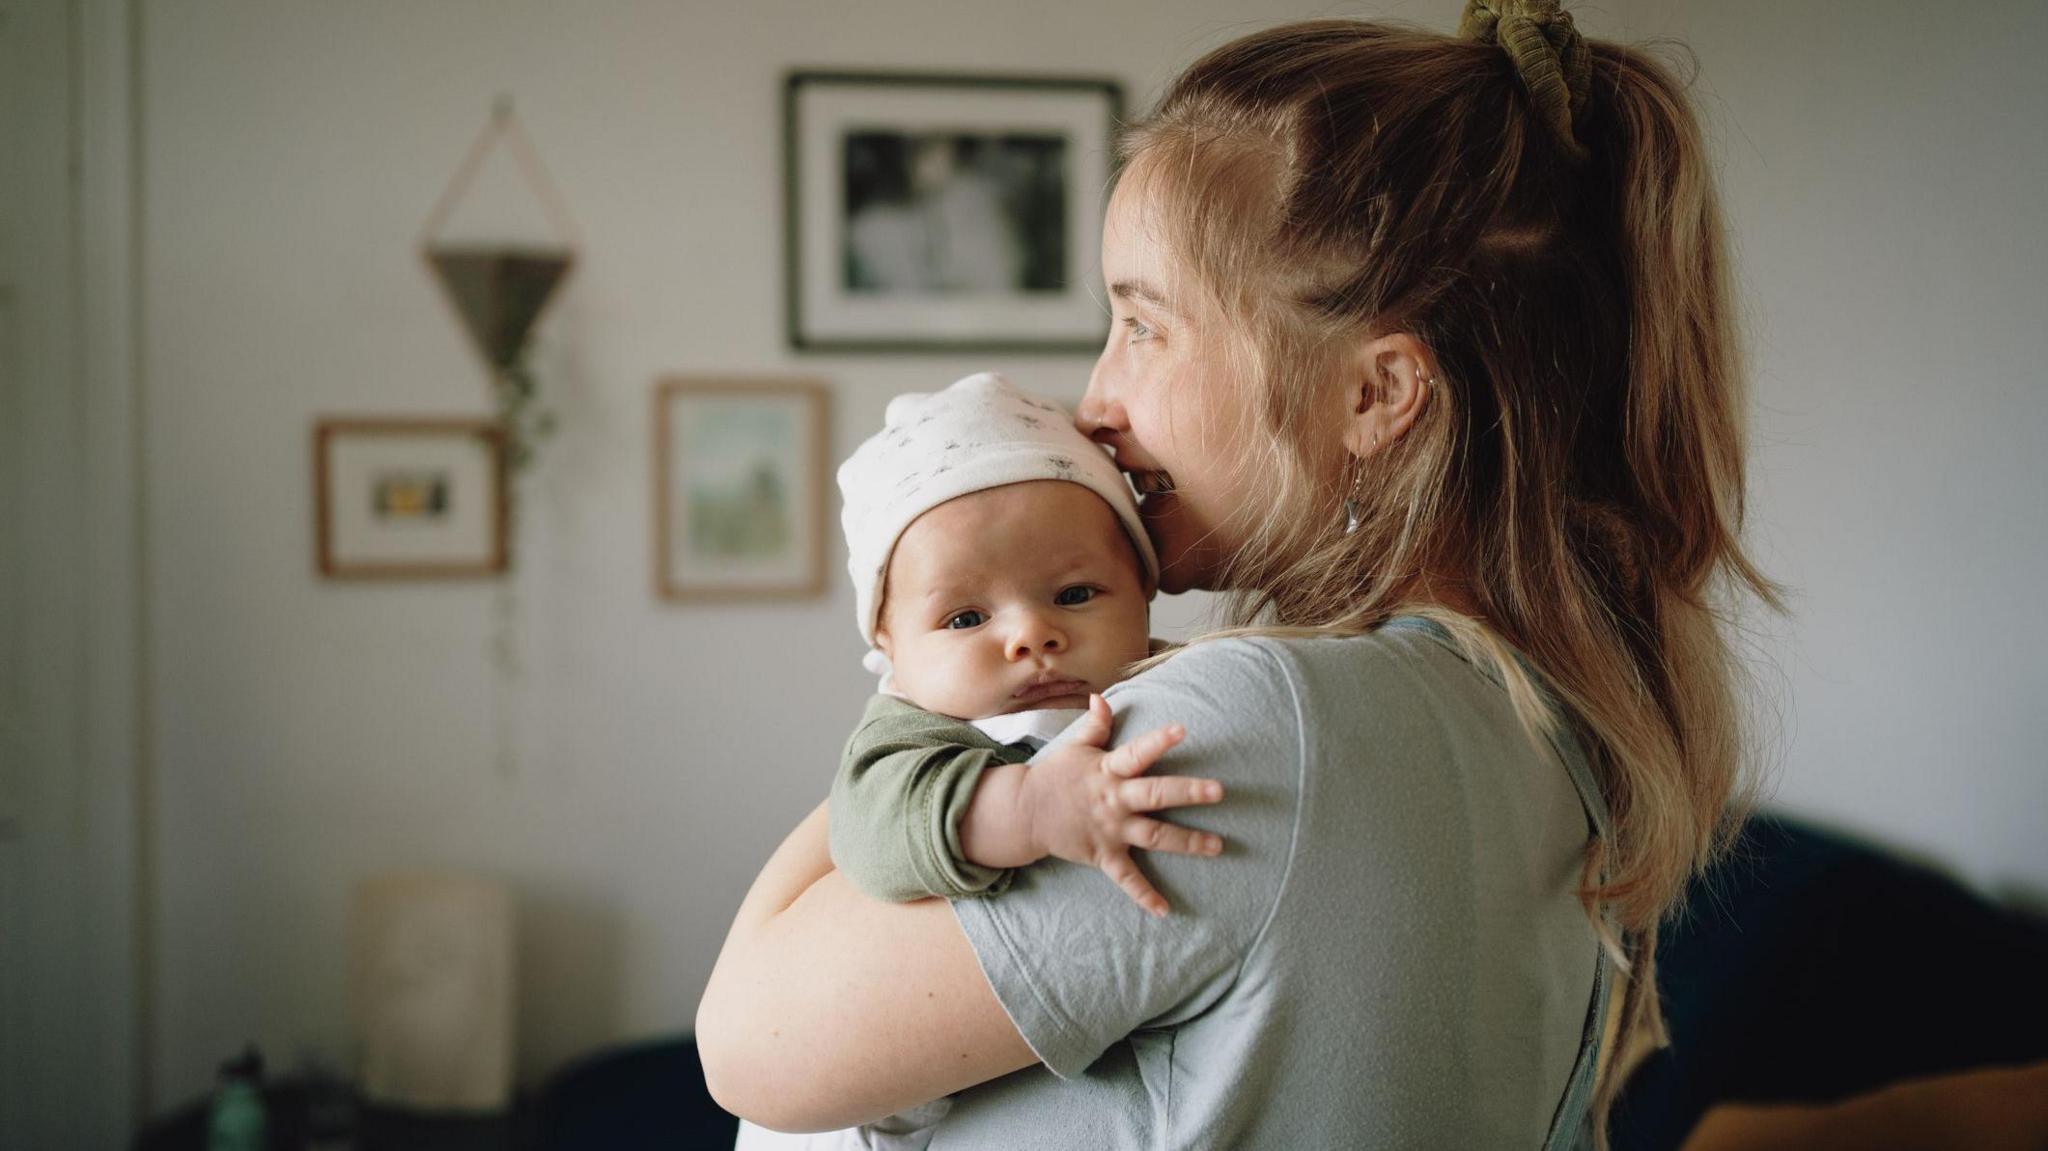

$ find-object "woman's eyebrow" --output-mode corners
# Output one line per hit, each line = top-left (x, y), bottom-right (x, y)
(1110, 279), (1176, 315)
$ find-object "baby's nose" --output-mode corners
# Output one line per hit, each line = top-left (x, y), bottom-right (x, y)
(1007, 614), (1067, 660)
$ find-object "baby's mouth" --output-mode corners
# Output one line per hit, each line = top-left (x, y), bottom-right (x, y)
(1013, 678), (1090, 705)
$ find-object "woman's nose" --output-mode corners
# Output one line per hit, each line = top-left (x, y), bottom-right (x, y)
(1006, 612), (1067, 661)
(1077, 352), (1123, 437)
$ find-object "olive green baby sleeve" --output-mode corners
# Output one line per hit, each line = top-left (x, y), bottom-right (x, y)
(828, 694), (1034, 902)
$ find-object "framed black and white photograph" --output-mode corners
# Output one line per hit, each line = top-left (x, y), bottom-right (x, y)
(654, 378), (830, 601)
(314, 418), (508, 579)
(784, 71), (1121, 352)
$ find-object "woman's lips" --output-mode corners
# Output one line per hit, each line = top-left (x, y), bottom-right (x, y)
(1013, 678), (1090, 704)
(1098, 434), (1173, 500)
(1130, 470), (1175, 496)
(1123, 467), (1176, 508)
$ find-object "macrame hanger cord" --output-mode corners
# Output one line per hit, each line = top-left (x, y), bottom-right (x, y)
(418, 94), (582, 252)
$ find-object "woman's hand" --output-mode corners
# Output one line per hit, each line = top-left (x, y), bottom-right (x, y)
(959, 694), (1224, 917)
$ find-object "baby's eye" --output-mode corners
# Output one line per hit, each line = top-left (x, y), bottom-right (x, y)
(945, 610), (987, 630)
(1054, 585), (1097, 607)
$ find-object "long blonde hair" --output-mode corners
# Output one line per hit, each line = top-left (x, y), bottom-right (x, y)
(1118, 12), (1780, 1137)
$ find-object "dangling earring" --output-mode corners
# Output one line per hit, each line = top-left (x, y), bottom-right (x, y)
(1342, 462), (1366, 535)
(1343, 369), (1433, 535)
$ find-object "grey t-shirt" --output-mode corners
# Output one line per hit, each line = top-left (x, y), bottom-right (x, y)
(937, 622), (1610, 1149)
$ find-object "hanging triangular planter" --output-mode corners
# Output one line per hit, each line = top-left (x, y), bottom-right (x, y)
(427, 247), (573, 371)
(420, 98), (579, 377)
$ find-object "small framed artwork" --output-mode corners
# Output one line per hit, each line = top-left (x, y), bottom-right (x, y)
(314, 418), (508, 579)
(655, 378), (829, 600)
(784, 70), (1122, 352)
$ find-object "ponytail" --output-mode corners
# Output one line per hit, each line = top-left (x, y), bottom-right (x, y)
(1577, 38), (1786, 1133)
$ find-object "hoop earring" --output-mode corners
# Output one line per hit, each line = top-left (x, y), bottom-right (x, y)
(1345, 371), (1434, 536)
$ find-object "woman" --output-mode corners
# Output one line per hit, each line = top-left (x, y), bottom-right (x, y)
(698, 3), (1775, 1147)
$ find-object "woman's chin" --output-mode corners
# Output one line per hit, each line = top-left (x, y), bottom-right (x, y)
(1141, 493), (1214, 594)
(1156, 552), (1224, 595)
(1151, 540), (1199, 593)
(1143, 503), (1219, 594)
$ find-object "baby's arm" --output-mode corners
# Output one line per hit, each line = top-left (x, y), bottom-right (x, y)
(958, 695), (1225, 918)
(828, 695), (1028, 903)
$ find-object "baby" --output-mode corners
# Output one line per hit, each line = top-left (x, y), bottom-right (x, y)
(732, 372), (1221, 1151)
(830, 371), (1218, 913)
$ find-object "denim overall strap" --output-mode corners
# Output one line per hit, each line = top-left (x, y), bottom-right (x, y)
(1378, 618), (1616, 1151)
(1534, 713), (1615, 1151)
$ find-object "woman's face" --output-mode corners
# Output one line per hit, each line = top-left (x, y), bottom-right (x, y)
(1077, 167), (1257, 594)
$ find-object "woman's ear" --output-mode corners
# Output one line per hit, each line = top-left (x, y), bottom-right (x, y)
(1340, 332), (1437, 459)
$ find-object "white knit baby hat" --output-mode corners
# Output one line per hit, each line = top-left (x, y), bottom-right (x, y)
(838, 371), (1160, 647)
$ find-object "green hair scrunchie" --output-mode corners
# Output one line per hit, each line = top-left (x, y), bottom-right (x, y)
(1458, 0), (1592, 161)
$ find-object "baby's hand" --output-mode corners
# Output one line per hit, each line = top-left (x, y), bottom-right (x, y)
(1019, 694), (1224, 917)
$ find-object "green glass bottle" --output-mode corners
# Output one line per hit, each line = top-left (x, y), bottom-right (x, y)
(206, 1046), (268, 1151)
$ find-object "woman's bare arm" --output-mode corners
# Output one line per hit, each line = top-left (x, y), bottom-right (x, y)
(697, 700), (1217, 1131)
(694, 800), (1037, 1133)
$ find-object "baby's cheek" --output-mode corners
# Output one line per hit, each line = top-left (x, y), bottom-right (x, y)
(1113, 618), (1154, 669)
(932, 654), (1002, 719)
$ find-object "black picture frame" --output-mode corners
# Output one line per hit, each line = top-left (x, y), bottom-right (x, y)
(783, 70), (1123, 354)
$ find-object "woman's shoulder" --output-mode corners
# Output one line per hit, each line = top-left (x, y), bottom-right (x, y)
(1112, 623), (1560, 793)
(1111, 623), (1481, 719)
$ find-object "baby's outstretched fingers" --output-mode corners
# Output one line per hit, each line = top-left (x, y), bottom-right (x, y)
(1099, 721), (1186, 779)
(1100, 849), (1170, 918)
(1124, 814), (1225, 858)
(1116, 774), (1224, 814)
(1067, 693), (1116, 750)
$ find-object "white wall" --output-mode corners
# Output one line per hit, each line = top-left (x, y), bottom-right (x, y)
(1605, 0), (2048, 893)
(130, 0), (2048, 1120)
(135, 0), (1276, 1113)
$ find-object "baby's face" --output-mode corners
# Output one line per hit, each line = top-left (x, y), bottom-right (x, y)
(876, 481), (1151, 720)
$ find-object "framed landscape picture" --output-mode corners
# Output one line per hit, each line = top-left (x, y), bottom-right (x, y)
(314, 418), (507, 579)
(784, 70), (1121, 352)
(655, 378), (829, 600)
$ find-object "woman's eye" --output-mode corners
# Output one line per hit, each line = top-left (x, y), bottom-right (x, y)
(1120, 316), (1155, 343)
(1055, 586), (1097, 606)
(945, 610), (987, 630)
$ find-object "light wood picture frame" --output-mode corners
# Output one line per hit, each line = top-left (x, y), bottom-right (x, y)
(654, 378), (830, 601)
(314, 418), (508, 580)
